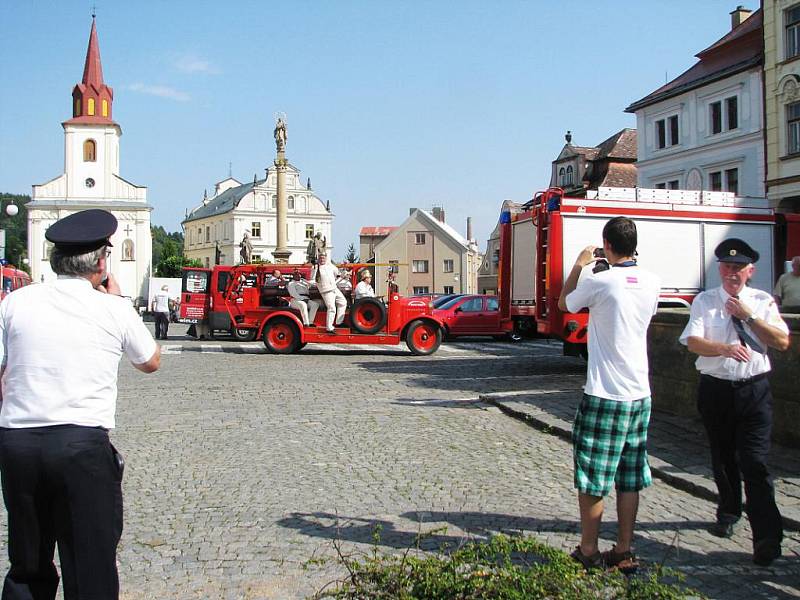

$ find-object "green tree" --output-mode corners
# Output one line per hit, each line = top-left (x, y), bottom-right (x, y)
(151, 225), (184, 267)
(157, 255), (202, 277)
(0, 193), (31, 273)
(344, 243), (359, 263)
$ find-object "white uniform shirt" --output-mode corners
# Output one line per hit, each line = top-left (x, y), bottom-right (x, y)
(0, 277), (157, 429)
(312, 263), (340, 293)
(355, 281), (375, 299)
(287, 280), (310, 301)
(152, 291), (170, 313)
(679, 286), (788, 380)
(566, 264), (661, 401)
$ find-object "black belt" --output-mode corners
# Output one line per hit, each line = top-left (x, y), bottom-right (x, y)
(701, 373), (768, 387)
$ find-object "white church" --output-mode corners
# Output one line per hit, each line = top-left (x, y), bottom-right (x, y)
(27, 17), (152, 302)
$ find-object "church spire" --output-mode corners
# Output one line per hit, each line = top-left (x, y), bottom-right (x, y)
(67, 17), (115, 125)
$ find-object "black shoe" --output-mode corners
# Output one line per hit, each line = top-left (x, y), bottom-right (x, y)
(708, 520), (735, 538)
(325, 329), (336, 335)
(753, 541), (781, 567)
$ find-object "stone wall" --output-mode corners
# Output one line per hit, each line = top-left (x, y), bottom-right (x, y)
(649, 309), (800, 447)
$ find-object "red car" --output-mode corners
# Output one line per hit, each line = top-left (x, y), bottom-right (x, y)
(433, 294), (520, 341)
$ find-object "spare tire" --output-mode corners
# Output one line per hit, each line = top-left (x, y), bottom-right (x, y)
(350, 297), (387, 334)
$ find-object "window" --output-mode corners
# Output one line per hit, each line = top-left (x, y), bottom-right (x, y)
(709, 171), (722, 191)
(205, 226), (210, 243)
(251, 254), (261, 262)
(413, 286), (429, 295)
(460, 297), (482, 312)
(558, 167), (566, 186)
(102, 99), (108, 117)
(43, 241), (53, 260)
(251, 221), (261, 238)
(656, 115), (679, 148)
(122, 239), (134, 261)
(305, 224), (314, 239)
(188, 230), (193, 245)
(389, 260), (399, 273)
(486, 297), (499, 311)
(670, 115), (679, 145)
(443, 259), (454, 273)
(726, 97), (738, 130)
(204, 257), (210, 268)
(288, 196), (295, 209)
(788, 102), (800, 154)
(668, 180), (679, 190)
(710, 101), (722, 134)
(87, 98), (95, 116)
(197, 228), (202, 242)
(656, 119), (666, 149)
(725, 168), (739, 195)
(786, 5), (800, 59)
(565, 165), (573, 186)
(271, 195), (277, 209)
(83, 139), (96, 162)
(415, 233), (426, 245)
(74, 98), (81, 117)
(443, 286), (454, 294)
(412, 260), (429, 273)
(655, 183), (666, 189)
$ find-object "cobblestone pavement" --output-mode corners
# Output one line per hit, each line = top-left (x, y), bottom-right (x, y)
(0, 329), (797, 599)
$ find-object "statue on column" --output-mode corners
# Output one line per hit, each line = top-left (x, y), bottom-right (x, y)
(215, 241), (222, 265)
(305, 231), (327, 265)
(274, 117), (287, 152)
(239, 231), (253, 264)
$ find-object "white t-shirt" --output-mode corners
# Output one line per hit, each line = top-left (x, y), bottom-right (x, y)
(287, 280), (310, 301)
(679, 285), (788, 380)
(566, 264), (660, 401)
(0, 277), (157, 429)
(355, 281), (375, 299)
(152, 291), (170, 313)
(312, 263), (340, 293)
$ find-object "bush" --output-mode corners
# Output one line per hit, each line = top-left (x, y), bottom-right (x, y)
(313, 532), (703, 599)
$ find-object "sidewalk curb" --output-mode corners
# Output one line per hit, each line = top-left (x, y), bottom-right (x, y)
(481, 394), (800, 532)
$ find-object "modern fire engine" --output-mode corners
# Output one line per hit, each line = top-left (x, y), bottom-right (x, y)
(179, 263), (444, 355)
(497, 186), (790, 356)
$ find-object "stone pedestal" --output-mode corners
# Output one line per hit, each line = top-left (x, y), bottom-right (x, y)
(272, 143), (290, 263)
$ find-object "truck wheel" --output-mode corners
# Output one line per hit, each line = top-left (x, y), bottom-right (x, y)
(232, 327), (256, 342)
(263, 317), (301, 354)
(405, 320), (442, 356)
(350, 298), (387, 334)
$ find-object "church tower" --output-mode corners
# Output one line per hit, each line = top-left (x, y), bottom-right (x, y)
(27, 17), (152, 302)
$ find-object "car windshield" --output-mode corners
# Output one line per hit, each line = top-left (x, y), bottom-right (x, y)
(437, 295), (471, 310)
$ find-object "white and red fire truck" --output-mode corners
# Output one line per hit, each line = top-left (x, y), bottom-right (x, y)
(497, 186), (797, 356)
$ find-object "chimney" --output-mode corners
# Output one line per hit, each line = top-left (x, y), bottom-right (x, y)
(431, 206), (446, 222)
(466, 217), (473, 241)
(730, 5), (752, 29)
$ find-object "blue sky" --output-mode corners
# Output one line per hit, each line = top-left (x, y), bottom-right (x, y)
(1, 1), (743, 258)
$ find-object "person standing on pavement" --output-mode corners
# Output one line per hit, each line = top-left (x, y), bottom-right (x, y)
(151, 284), (172, 340)
(311, 252), (346, 334)
(557, 216), (661, 572)
(0, 209), (160, 599)
(287, 269), (320, 327)
(680, 238), (789, 566)
(773, 255), (800, 312)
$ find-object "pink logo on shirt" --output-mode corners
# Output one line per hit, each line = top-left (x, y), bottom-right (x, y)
(626, 276), (638, 284)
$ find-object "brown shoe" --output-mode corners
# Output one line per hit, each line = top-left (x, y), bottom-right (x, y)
(602, 548), (639, 574)
(570, 546), (602, 571)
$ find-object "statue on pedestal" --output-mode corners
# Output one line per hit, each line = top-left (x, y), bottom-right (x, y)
(215, 241), (222, 265)
(274, 117), (287, 152)
(239, 231), (253, 264)
(306, 231), (327, 265)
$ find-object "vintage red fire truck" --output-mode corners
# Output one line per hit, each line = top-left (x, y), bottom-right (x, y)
(497, 186), (786, 356)
(179, 263), (444, 355)
(0, 264), (32, 300)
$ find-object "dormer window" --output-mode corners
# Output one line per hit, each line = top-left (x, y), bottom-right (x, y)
(74, 98), (81, 117)
(559, 167), (566, 186)
(87, 98), (95, 116)
(102, 99), (108, 117)
(83, 139), (96, 162)
(566, 165), (574, 186)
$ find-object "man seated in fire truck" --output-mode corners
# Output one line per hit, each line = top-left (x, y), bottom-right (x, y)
(286, 269), (319, 327)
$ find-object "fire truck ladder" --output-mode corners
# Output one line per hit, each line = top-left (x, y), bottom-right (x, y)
(534, 193), (552, 321)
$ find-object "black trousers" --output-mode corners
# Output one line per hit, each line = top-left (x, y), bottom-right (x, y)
(0, 425), (123, 600)
(154, 312), (169, 339)
(697, 374), (783, 549)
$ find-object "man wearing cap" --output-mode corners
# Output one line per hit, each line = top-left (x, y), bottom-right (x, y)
(287, 269), (319, 327)
(0, 209), (160, 598)
(151, 284), (172, 340)
(680, 238), (790, 567)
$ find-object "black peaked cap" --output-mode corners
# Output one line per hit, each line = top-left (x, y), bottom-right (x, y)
(715, 238), (759, 264)
(45, 209), (117, 256)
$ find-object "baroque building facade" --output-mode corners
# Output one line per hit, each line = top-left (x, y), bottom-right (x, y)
(182, 166), (333, 266)
(27, 18), (152, 301)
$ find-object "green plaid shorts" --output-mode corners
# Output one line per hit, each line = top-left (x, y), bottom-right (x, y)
(572, 394), (652, 496)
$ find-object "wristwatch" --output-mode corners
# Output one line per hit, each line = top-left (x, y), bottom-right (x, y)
(745, 314), (759, 324)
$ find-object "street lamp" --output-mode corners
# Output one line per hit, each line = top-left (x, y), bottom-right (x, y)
(0, 202), (18, 296)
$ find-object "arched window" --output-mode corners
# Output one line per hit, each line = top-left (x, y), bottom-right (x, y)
(74, 98), (81, 117)
(288, 196), (295, 209)
(559, 167), (566, 186)
(566, 165), (574, 186)
(271, 195), (277, 209)
(43, 241), (53, 260)
(83, 139), (96, 162)
(102, 99), (108, 117)
(87, 98), (95, 116)
(122, 239), (135, 261)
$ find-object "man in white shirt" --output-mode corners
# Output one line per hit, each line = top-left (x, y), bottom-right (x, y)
(557, 217), (660, 573)
(773, 255), (800, 312)
(680, 238), (789, 567)
(151, 284), (172, 340)
(355, 270), (376, 300)
(286, 269), (320, 327)
(311, 253), (346, 334)
(0, 209), (160, 599)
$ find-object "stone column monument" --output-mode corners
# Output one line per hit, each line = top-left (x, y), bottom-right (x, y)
(272, 115), (292, 263)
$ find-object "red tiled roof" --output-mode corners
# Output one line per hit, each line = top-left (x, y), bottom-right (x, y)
(626, 10), (762, 112)
(599, 163), (638, 188)
(359, 226), (398, 236)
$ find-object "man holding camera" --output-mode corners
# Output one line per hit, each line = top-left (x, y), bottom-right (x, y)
(0, 209), (160, 599)
(558, 216), (660, 572)
(680, 238), (789, 566)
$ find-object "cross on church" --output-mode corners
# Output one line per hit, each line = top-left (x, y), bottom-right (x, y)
(123, 225), (133, 236)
